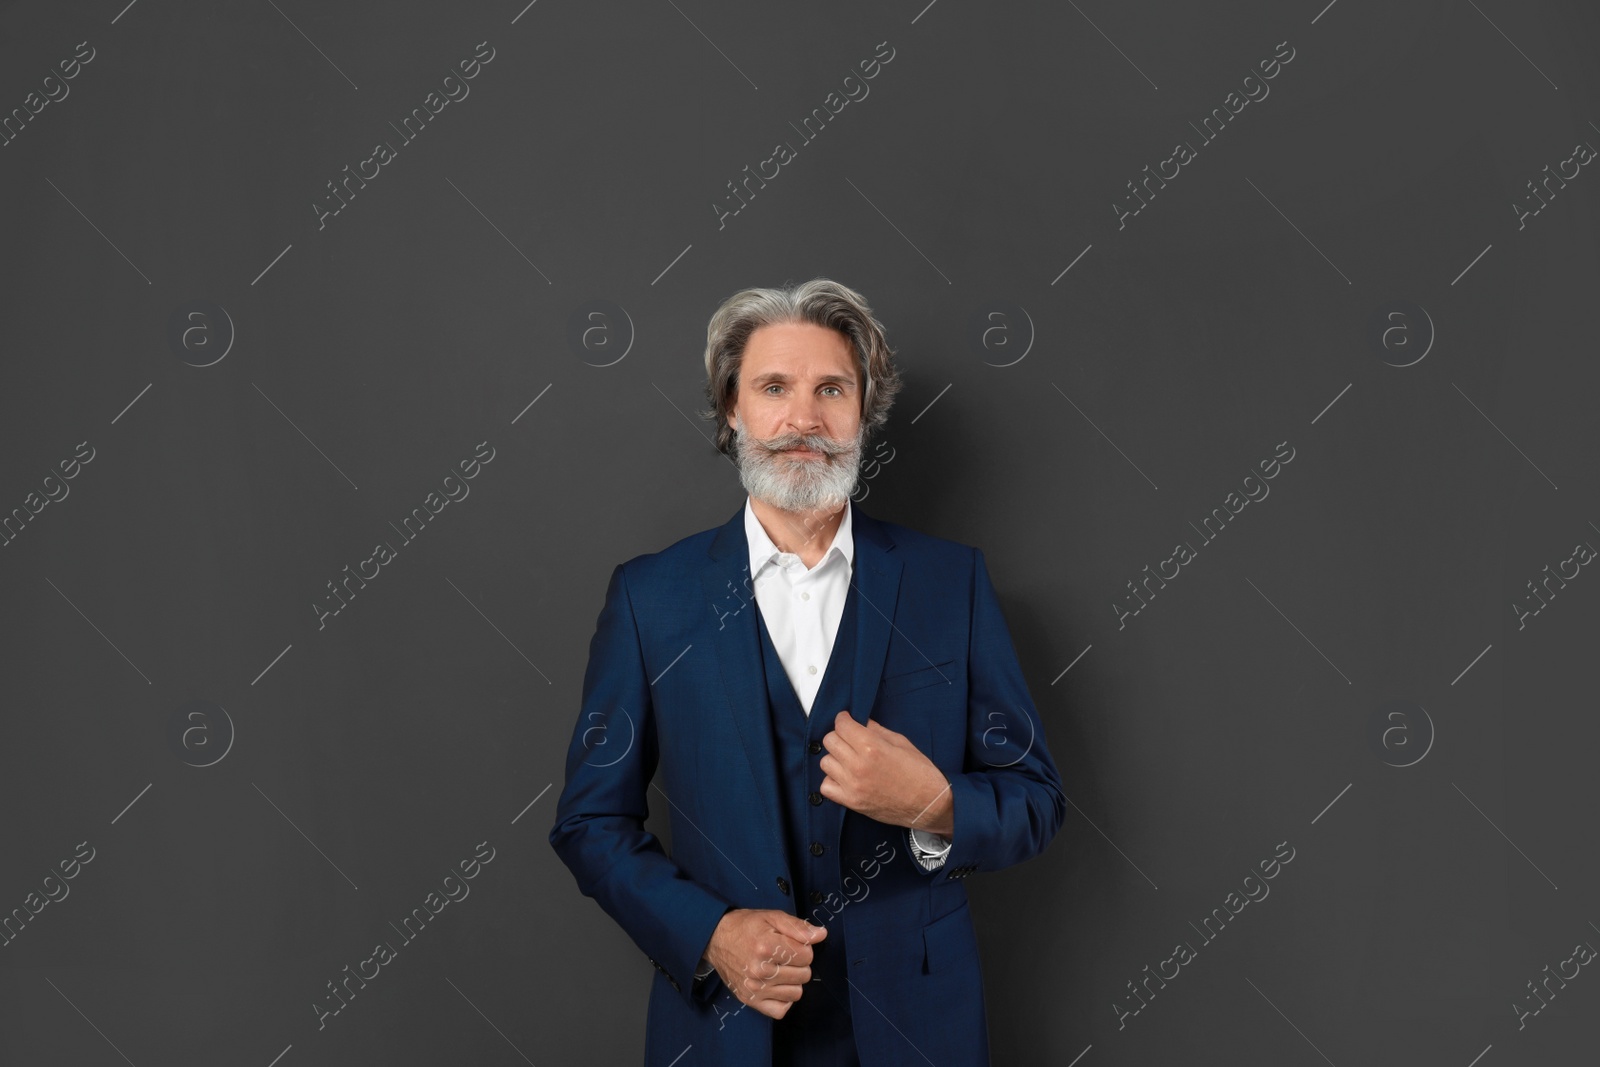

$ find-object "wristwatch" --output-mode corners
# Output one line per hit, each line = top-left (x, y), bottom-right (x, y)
(907, 826), (953, 869)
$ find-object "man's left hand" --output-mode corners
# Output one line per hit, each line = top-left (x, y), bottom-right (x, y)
(819, 711), (954, 837)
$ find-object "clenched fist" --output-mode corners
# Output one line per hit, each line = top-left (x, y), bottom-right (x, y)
(705, 908), (827, 1019)
(819, 711), (954, 836)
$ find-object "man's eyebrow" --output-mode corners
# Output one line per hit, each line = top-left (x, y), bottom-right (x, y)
(748, 372), (857, 386)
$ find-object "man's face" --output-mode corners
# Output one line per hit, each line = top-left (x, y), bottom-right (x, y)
(727, 321), (865, 514)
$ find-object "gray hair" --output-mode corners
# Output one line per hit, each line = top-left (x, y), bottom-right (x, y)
(700, 277), (902, 456)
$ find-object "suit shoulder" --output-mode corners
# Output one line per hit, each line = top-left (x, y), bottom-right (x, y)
(873, 515), (979, 562)
(612, 521), (721, 583)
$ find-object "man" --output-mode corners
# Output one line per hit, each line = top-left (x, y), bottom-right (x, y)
(550, 278), (1065, 1065)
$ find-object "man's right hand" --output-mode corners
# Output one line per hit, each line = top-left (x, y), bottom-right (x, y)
(704, 908), (827, 1019)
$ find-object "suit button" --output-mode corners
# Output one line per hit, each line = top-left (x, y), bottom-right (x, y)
(810, 841), (825, 856)
(808, 791), (823, 805)
(807, 741), (822, 755)
(776, 876), (790, 895)
(810, 890), (823, 904)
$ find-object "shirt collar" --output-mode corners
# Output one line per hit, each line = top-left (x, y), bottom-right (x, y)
(744, 496), (854, 578)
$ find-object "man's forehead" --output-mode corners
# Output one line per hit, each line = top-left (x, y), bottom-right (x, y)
(743, 336), (857, 382)
(746, 321), (851, 356)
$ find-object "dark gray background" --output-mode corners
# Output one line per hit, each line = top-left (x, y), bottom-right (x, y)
(2, 0), (1597, 1063)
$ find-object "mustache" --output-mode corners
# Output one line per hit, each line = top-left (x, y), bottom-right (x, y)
(755, 432), (850, 455)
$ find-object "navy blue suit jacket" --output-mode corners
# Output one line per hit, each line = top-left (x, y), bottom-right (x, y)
(550, 500), (1065, 1065)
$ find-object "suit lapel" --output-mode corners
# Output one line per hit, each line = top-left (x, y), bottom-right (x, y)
(847, 501), (902, 729)
(701, 505), (783, 864)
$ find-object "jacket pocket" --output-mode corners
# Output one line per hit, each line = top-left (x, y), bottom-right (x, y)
(922, 901), (979, 973)
(880, 658), (958, 698)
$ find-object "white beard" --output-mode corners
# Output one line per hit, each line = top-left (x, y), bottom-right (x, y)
(733, 425), (863, 514)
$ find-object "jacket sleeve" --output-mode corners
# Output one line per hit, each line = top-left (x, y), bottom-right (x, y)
(548, 562), (734, 1004)
(918, 546), (1066, 885)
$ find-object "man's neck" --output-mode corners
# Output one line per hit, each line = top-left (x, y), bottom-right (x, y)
(750, 495), (846, 569)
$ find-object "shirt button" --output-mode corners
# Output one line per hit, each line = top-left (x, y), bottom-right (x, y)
(810, 841), (825, 856)
(807, 741), (822, 755)
(801, 591), (810, 600)
(808, 791), (823, 805)
(807, 665), (818, 675)
(776, 876), (790, 895)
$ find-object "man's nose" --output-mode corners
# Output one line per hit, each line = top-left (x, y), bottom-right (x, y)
(784, 396), (824, 435)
